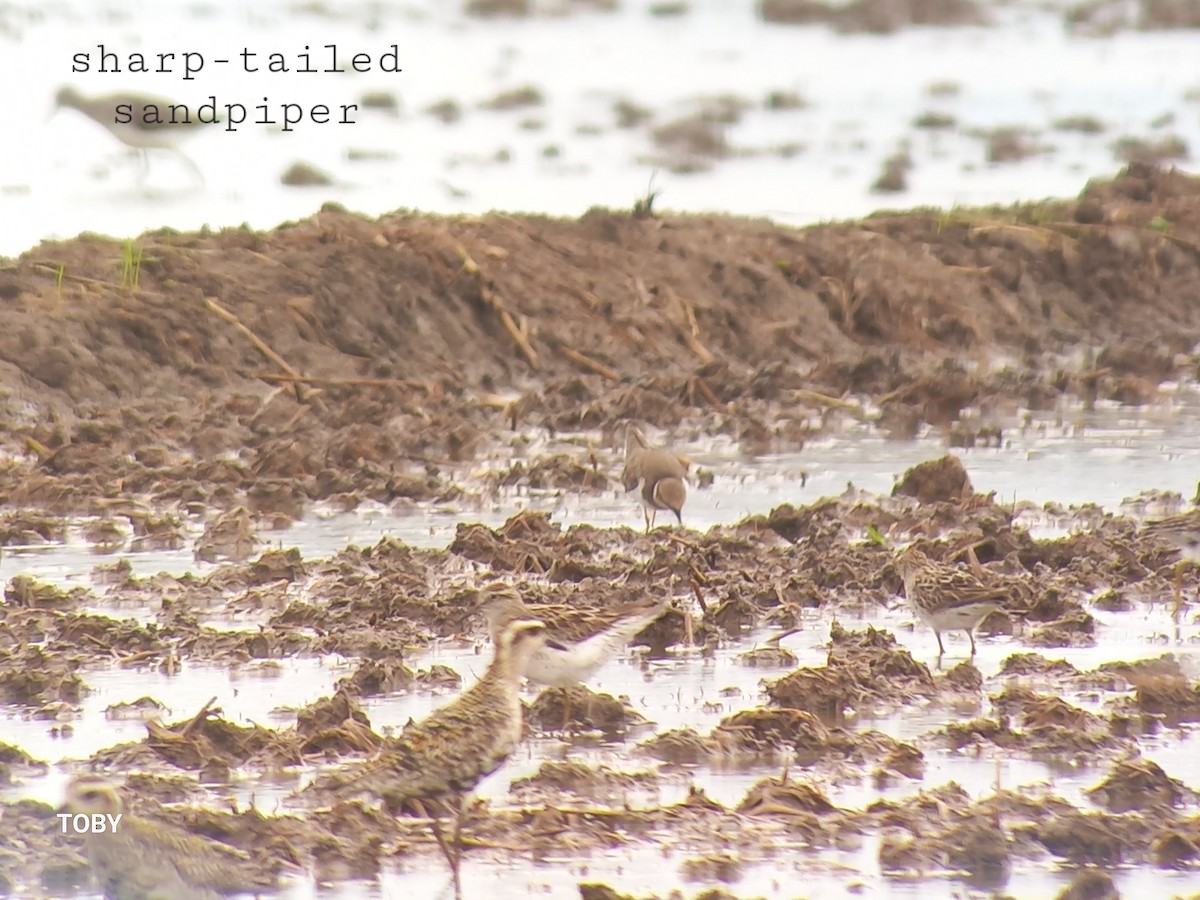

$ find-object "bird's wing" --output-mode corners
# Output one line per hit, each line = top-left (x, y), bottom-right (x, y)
(334, 682), (518, 803)
(607, 599), (669, 640)
(530, 598), (664, 645)
(564, 602), (667, 675)
(620, 455), (643, 492)
(1143, 510), (1200, 538)
(130, 818), (271, 895)
(526, 602), (604, 643)
(918, 567), (1010, 608)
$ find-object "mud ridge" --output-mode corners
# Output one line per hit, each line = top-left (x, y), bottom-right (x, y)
(1, 165), (1199, 519)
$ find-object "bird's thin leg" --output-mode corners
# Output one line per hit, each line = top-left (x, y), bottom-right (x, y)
(935, 631), (946, 657)
(642, 506), (651, 534)
(420, 800), (461, 900)
(434, 818), (462, 900)
(968, 630), (978, 657)
(449, 794), (467, 885)
(172, 148), (206, 187)
(1172, 563), (1184, 621)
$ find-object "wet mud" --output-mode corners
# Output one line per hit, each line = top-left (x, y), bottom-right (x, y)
(1, 165), (1199, 528)
(4, 455), (1200, 894)
(3, 166), (1200, 897)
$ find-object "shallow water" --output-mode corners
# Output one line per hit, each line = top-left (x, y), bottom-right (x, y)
(5, 397), (1200, 589)
(4, 3), (1200, 894)
(2, 0), (1199, 256)
(17, 606), (1199, 899)
(4, 403), (1200, 897)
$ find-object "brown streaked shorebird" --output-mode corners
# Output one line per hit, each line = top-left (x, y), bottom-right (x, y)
(62, 774), (278, 900)
(1141, 507), (1200, 616)
(893, 546), (1010, 658)
(53, 86), (211, 180)
(305, 618), (548, 899)
(621, 424), (689, 532)
(478, 585), (668, 689)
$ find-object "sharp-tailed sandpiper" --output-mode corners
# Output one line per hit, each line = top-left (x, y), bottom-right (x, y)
(54, 86), (210, 180)
(62, 774), (276, 900)
(306, 617), (548, 898)
(893, 546), (1008, 657)
(1141, 508), (1200, 614)
(479, 585), (667, 687)
(478, 585), (668, 731)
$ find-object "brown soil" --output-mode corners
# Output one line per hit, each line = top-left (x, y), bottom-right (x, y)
(5, 165), (1200, 898)
(760, 0), (988, 32)
(1069, 0), (1200, 35)
(4, 472), (1199, 893)
(1, 164), (1199, 528)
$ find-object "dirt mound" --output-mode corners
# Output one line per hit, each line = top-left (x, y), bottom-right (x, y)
(1, 165), (1199, 516)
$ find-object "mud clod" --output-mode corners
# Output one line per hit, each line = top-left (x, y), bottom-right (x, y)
(893, 454), (974, 504)
(737, 777), (836, 817)
(767, 624), (936, 720)
(1055, 867), (1121, 900)
(1088, 757), (1187, 812)
(511, 761), (657, 803)
(529, 686), (647, 736)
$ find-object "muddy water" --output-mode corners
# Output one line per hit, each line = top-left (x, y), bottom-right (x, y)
(4, 405), (1200, 897)
(5, 399), (1200, 587)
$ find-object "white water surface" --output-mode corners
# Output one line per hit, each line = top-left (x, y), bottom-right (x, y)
(0, 1), (1197, 256)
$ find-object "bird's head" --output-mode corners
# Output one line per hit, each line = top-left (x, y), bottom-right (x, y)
(62, 774), (123, 817)
(474, 584), (527, 633)
(54, 86), (85, 110)
(892, 544), (930, 580)
(496, 618), (548, 667)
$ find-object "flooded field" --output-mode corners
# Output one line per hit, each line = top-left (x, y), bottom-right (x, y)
(4, 400), (1200, 898)
(4, 1), (1200, 894)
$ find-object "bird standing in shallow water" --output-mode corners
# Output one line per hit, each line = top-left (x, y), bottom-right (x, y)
(305, 618), (548, 900)
(53, 86), (210, 182)
(621, 424), (689, 532)
(893, 546), (1010, 658)
(62, 774), (278, 900)
(1141, 507), (1200, 617)
(478, 585), (667, 688)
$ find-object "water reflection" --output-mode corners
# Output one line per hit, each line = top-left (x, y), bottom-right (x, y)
(4, 407), (1200, 897)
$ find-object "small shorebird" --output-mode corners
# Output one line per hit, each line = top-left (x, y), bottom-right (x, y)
(1141, 508), (1200, 615)
(306, 618), (548, 899)
(62, 774), (276, 900)
(53, 86), (210, 180)
(479, 585), (668, 688)
(621, 425), (689, 532)
(893, 546), (1009, 657)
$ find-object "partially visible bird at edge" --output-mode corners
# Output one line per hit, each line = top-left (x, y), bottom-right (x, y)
(1141, 506), (1200, 618)
(53, 86), (214, 182)
(62, 773), (281, 900)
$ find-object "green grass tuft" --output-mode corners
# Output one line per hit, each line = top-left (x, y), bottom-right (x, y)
(120, 240), (143, 290)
